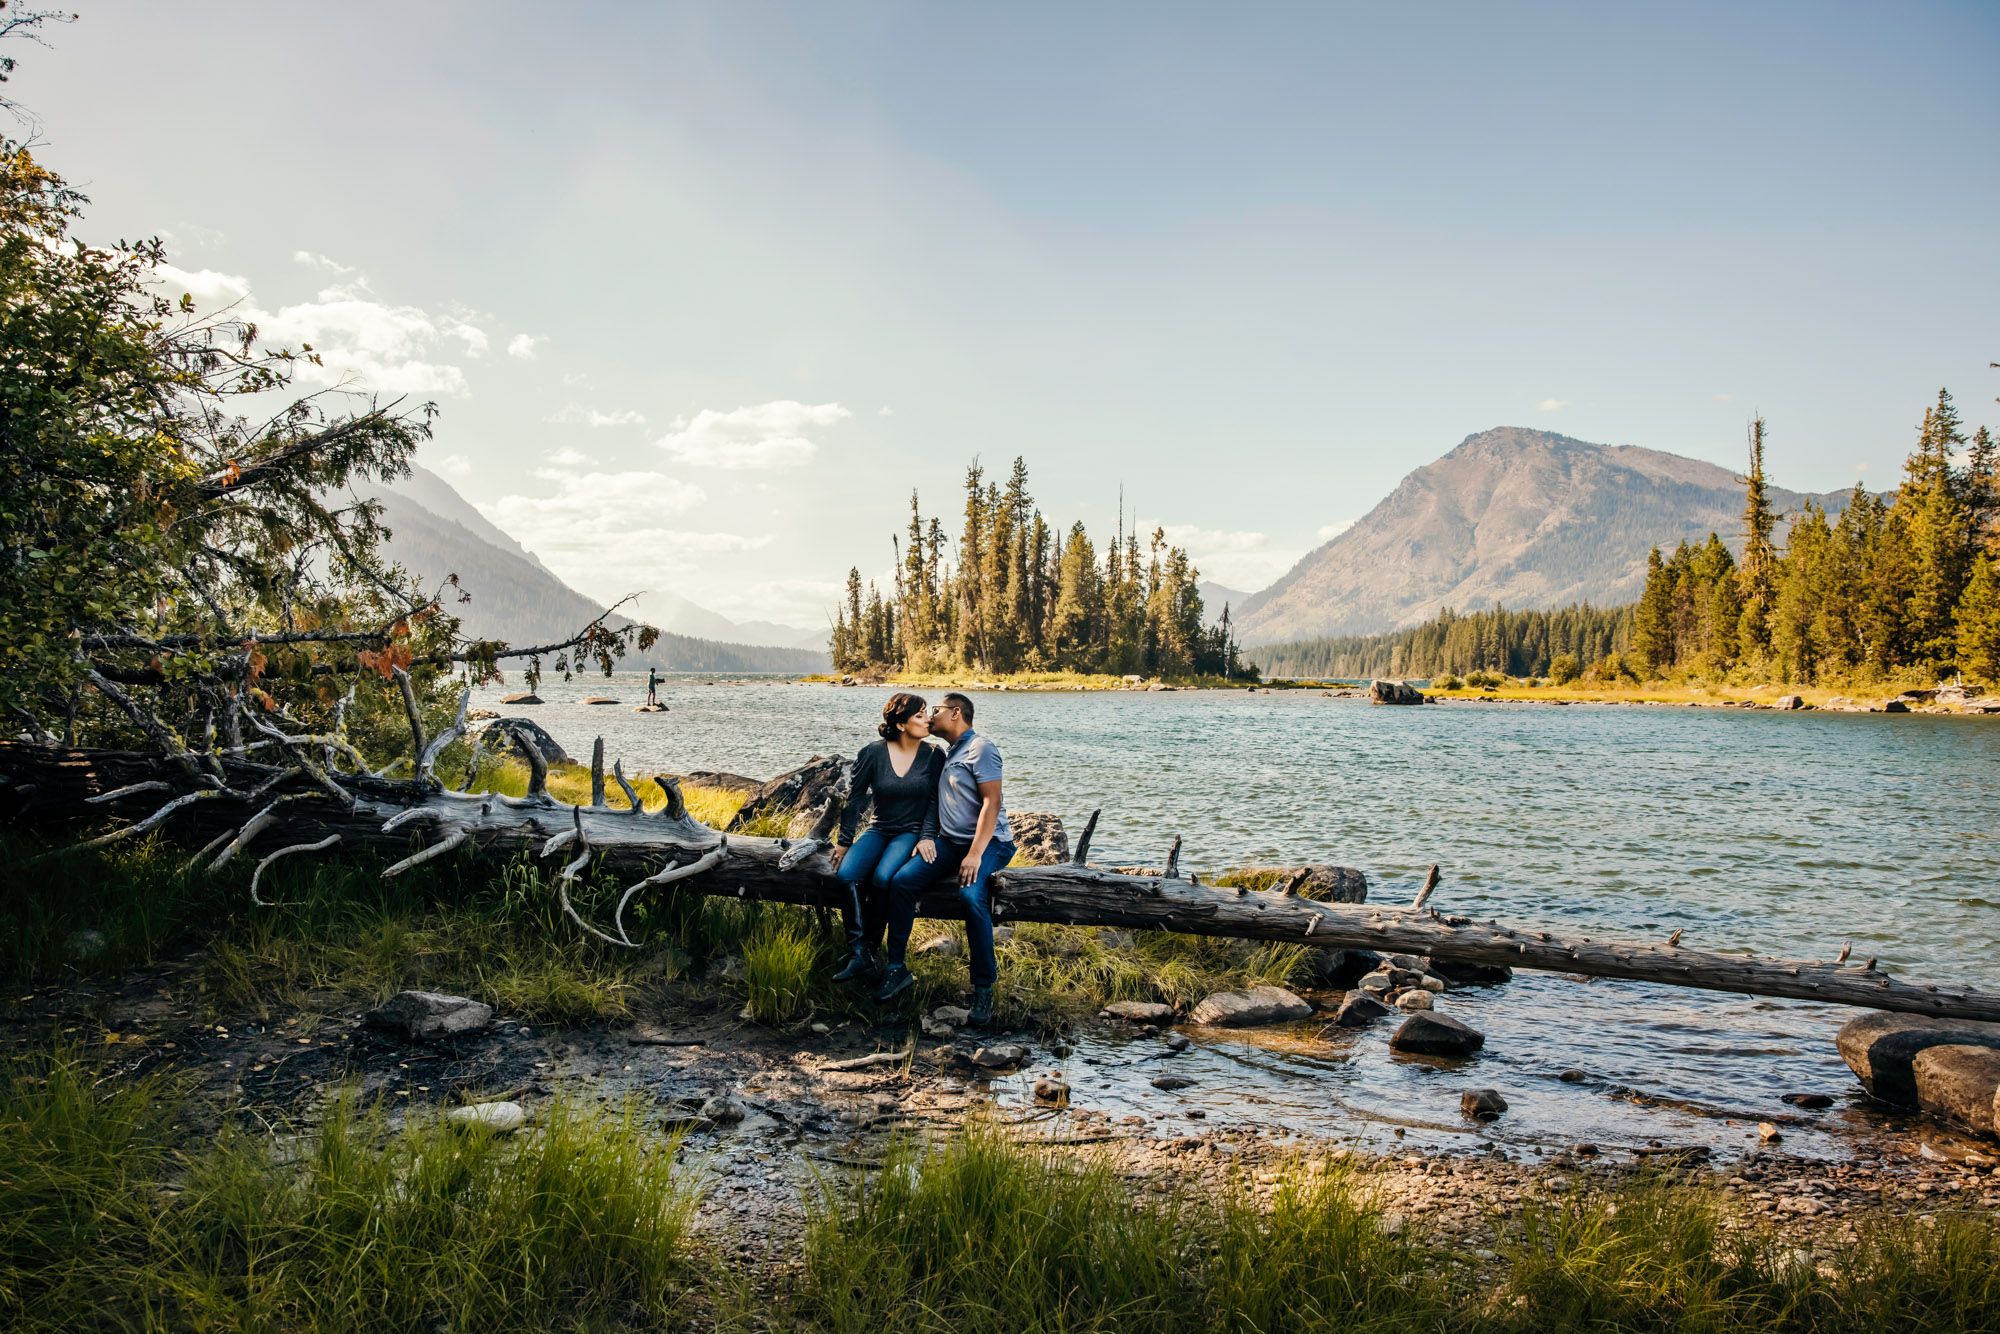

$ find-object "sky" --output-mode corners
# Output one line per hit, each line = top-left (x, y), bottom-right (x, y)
(21, 1), (2000, 629)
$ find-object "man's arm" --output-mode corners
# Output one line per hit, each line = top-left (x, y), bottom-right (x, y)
(960, 778), (1002, 886)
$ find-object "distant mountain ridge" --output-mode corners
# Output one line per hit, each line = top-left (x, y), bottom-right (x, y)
(367, 466), (829, 674)
(1234, 427), (1857, 645)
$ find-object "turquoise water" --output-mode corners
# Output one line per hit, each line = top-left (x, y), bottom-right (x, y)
(479, 674), (2000, 1159)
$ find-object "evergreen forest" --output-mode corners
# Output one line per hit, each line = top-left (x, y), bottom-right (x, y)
(829, 459), (1257, 680)
(1251, 392), (2000, 688)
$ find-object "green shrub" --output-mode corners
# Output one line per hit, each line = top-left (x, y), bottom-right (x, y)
(1433, 672), (1464, 690)
(1549, 652), (1582, 685)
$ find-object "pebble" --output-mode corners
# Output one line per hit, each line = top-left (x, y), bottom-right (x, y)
(1151, 1075), (1198, 1090)
(1461, 1088), (1509, 1120)
(1395, 990), (1434, 1012)
(446, 1101), (525, 1134)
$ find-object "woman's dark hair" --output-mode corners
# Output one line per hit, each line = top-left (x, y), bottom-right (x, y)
(879, 692), (928, 740)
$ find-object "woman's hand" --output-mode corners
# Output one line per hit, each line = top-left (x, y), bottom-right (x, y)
(915, 839), (936, 864)
(828, 844), (848, 871)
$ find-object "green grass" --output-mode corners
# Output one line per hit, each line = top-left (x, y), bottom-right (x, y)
(773, 1128), (2000, 1334)
(0, 1051), (699, 1332)
(743, 917), (820, 1024)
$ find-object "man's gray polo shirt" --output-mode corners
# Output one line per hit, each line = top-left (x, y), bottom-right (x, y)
(938, 729), (1013, 844)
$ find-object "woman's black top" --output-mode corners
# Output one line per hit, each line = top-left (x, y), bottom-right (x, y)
(837, 739), (944, 845)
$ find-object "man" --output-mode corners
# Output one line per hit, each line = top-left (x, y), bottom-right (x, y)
(873, 691), (1015, 1025)
(645, 666), (662, 707)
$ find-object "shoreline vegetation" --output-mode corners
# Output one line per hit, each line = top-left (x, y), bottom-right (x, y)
(7, 819), (1999, 1332)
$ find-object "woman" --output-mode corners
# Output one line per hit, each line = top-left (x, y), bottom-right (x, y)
(827, 692), (943, 983)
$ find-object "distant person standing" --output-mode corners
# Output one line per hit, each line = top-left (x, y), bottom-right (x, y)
(875, 692), (1014, 1026)
(645, 667), (662, 706)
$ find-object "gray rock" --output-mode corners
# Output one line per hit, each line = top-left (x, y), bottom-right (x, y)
(1033, 1075), (1069, 1103)
(1417, 976), (1446, 994)
(1426, 957), (1515, 986)
(1263, 866), (1369, 903)
(1190, 986), (1313, 1028)
(1369, 679), (1425, 706)
(1774, 694), (1806, 710)
(1835, 1012), (2000, 1107)
(1912, 1045), (2000, 1136)
(931, 1005), (972, 1025)
(475, 716), (570, 764)
(446, 1100), (525, 1133)
(1461, 1088), (1508, 1120)
(1101, 1000), (1176, 1025)
(1312, 948), (1383, 987)
(678, 769), (763, 795)
(920, 1015), (957, 1038)
(497, 692), (541, 705)
(727, 755), (846, 834)
(1557, 1069), (1588, 1083)
(1162, 1033), (1191, 1052)
(992, 925), (1017, 943)
(701, 1094), (747, 1123)
(1331, 992), (1391, 1027)
(1151, 1075), (1198, 1090)
(364, 990), (493, 1040)
(917, 935), (960, 958)
(1779, 1092), (1834, 1109)
(1094, 928), (1136, 950)
(971, 1043), (1029, 1069)
(1357, 971), (1395, 993)
(1394, 989), (1434, 1011)
(1008, 812), (1070, 865)
(1389, 1012), (1486, 1058)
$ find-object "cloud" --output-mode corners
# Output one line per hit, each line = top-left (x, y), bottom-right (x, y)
(507, 333), (546, 360)
(156, 263), (475, 396)
(477, 470), (779, 586)
(1315, 521), (1353, 542)
(293, 250), (355, 275)
(546, 447), (592, 467)
(656, 400), (849, 470)
(437, 453), (472, 477)
(1149, 522), (1302, 589)
(878, 405), (894, 416)
(1537, 398), (1569, 412)
(548, 404), (647, 428)
(562, 371), (594, 388)
(702, 578), (847, 628)
(1855, 462), (1871, 473)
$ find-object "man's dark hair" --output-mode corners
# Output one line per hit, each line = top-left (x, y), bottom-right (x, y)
(942, 691), (974, 725)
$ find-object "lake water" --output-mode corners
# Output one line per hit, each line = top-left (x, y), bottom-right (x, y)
(477, 673), (2000, 1161)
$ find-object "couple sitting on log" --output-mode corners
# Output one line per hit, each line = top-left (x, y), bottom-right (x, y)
(827, 691), (1014, 1025)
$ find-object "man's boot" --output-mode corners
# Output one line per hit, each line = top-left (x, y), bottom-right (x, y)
(966, 985), (994, 1027)
(830, 947), (876, 983)
(873, 963), (914, 1003)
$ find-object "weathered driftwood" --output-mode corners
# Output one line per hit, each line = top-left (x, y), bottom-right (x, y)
(5, 738), (1999, 1023)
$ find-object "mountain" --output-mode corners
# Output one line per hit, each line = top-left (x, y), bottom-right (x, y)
(1234, 427), (1858, 646)
(1198, 581), (1249, 629)
(367, 466), (830, 674)
(629, 590), (825, 650)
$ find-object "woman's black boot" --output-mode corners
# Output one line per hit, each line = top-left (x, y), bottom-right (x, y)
(873, 964), (914, 1003)
(830, 947), (876, 983)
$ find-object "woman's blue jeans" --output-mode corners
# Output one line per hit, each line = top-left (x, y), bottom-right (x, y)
(834, 830), (931, 955)
(884, 836), (1015, 988)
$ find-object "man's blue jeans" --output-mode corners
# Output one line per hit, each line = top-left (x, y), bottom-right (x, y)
(885, 835), (1015, 987)
(835, 830), (930, 954)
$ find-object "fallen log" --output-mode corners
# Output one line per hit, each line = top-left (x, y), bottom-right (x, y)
(4, 739), (1998, 1023)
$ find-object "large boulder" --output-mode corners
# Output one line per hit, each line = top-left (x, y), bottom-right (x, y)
(1190, 986), (1312, 1027)
(1389, 1012), (1485, 1057)
(1008, 812), (1070, 865)
(1836, 1012), (2000, 1108)
(476, 717), (571, 765)
(1912, 1046), (2000, 1137)
(1369, 679), (1426, 706)
(365, 990), (493, 1040)
(728, 755), (846, 833)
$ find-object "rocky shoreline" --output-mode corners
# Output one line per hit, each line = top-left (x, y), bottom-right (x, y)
(18, 942), (1999, 1266)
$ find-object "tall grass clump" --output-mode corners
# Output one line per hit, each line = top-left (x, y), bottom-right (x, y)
(744, 916), (819, 1023)
(0, 1052), (700, 1332)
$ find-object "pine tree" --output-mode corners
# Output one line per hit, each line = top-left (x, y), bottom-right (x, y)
(1954, 554), (2000, 684)
(1736, 415), (1777, 663)
(1633, 547), (1674, 674)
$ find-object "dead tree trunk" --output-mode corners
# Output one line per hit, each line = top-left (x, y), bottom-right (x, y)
(4, 739), (1996, 1023)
